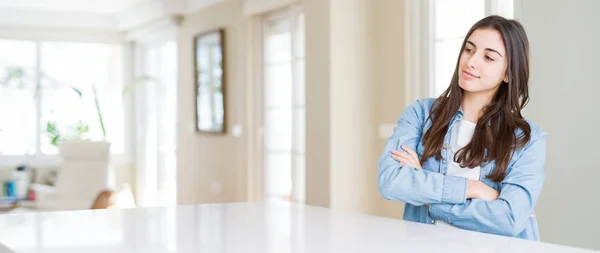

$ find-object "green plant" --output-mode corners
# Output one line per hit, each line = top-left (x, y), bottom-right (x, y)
(2, 66), (154, 146)
(2, 66), (96, 145)
(44, 76), (153, 146)
(44, 85), (90, 146)
(92, 84), (106, 138)
(0, 66), (27, 89)
(46, 120), (89, 146)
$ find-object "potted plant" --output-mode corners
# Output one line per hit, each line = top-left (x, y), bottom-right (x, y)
(45, 84), (111, 160)
(46, 75), (155, 161)
(1, 66), (112, 155)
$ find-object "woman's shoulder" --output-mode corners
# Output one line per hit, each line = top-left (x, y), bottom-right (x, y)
(401, 98), (436, 122)
(519, 118), (547, 148)
(523, 118), (546, 137)
(507, 118), (547, 173)
(415, 97), (436, 108)
(406, 98), (436, 114)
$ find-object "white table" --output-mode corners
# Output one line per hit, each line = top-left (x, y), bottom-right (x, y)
(0, 201), (596, 253)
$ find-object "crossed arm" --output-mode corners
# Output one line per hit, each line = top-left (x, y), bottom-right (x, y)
(378, 101), (546, 237)
(391, 146), (500, 202)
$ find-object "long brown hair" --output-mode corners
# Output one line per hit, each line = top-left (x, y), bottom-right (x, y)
(421, 15), (531, 182)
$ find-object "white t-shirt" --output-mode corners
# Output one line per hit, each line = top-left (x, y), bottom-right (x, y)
(446, 119), (481, 181)
(435, 119), (481, 227)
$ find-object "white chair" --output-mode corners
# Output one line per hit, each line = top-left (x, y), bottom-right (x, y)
(33, 141), (111, 210)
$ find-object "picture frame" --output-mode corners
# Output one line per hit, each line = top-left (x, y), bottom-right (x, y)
(194, 28), (226, 134)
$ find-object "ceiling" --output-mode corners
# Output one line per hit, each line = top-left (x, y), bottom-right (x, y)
(0, 0), (219, 31)
(0, 0), (147, 14)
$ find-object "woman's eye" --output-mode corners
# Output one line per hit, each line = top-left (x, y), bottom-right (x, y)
(464, 48), (473, 53)
(485, 55), (495, 61)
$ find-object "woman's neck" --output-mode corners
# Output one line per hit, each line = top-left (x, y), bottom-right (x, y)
(461, 92), (493, 122)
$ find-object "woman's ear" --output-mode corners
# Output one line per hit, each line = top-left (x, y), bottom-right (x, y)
(503, 75), (509, 83)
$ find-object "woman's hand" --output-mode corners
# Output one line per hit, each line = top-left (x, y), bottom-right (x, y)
(467, 180), (500, 201)
(391, 145), (422, 169)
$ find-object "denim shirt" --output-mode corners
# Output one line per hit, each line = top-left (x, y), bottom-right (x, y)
(377, 98), (547, 240)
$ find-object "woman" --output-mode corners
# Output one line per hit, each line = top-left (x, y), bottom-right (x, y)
(377, 15), (546, 241)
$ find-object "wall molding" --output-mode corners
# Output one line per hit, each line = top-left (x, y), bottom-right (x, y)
(243, 0), (298, 16)
(0, 0), (225, 32)
(117, 0), (224, 31)
(125, 15), (183, 43)
(0, 8), (117, 30)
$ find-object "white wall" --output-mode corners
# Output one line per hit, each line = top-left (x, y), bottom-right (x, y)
(520, 0), (600, 250)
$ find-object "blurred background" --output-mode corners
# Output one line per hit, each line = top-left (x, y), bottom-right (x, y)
(0, 0), (598, 251)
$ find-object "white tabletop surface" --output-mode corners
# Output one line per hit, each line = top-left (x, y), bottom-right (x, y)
(0, 201), (596, 253)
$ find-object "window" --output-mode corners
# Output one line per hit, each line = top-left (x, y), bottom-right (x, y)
(0, 40), (37, 156)
(0, 40), (124, 160)
(431, 0), (514, 97)
(263, 7), (305, 203)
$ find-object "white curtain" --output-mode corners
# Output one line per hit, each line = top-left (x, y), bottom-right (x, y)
(134, 40), (178, 207)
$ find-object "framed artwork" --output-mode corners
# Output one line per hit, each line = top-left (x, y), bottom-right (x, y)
(194, 28), (226, 134)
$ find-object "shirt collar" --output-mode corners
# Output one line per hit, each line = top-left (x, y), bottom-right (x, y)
(456, 107), (465, 118)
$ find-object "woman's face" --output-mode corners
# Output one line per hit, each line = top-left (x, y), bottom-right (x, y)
(458, 28), (509, 96)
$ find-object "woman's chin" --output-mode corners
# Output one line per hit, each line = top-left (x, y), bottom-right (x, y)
(458, 81), (471, 91)
(458, 80), (481, 93)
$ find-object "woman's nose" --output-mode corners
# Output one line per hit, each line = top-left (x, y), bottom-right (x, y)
(466, 55), (477, 69)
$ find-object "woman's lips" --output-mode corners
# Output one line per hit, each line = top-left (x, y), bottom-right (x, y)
(462, 70), (479, 79)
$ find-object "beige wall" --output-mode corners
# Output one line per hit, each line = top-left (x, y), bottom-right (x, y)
(177, 0), (248, 205)
(303, 0), (408, 216)
(175, 0), (409, 218)
(372, 0), (407, 219)
(329, 0), (377, 214)
(303, 0), (332, 208)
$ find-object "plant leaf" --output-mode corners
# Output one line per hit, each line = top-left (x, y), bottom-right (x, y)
(46, 122), (58, 135)
(70, 87), (83, 98)
(51, 136), (60, 146)
(92, 84), (106, 138)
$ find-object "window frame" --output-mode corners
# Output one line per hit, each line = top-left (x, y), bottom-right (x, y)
(0, 33), (131, 168)
(256, 5), (306, 203)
